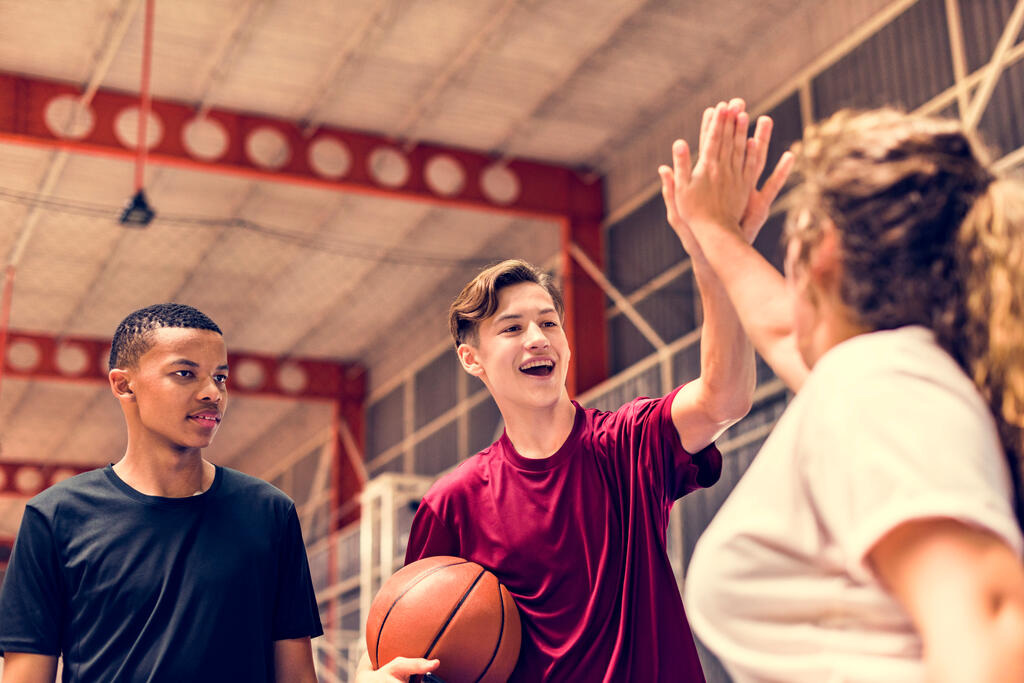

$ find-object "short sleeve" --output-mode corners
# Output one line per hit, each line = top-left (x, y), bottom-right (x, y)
(0, 506), (65, 655)
(596, 385), (722, 502)
(802, 364), (1023, 583)
(404, 501), (458, 565)
(271, 506), (324, 641)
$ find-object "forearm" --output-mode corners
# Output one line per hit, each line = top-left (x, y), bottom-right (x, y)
(690, 256), (755, 420)
(688, 217), (807, 391)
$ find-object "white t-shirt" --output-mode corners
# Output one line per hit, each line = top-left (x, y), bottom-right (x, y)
(685, 326), (1023, 683)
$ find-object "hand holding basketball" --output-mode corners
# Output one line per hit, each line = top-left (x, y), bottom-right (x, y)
(357, 655), (440, 682)
(366, 556), (521, 683)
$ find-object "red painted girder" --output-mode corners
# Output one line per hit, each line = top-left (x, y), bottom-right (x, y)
(3, 329), (365, 402)
(0, 460), (95, 498)
(0, 71), (593, 221)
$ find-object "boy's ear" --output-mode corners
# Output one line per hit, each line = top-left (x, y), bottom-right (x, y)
(456, 343), (484, 378)
(108, 368), (135, 401)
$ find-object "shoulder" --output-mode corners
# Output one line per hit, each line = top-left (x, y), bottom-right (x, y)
(215, 466), (295, 508)
(422, 443), (501, 507)
(582, 390), (676, 438)
(811, 326), (969, 390)
(25, 467), (112, 517)
(804, 327), (987, 422)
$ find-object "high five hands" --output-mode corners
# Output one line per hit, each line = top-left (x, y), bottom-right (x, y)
(658, 98), (794, 253)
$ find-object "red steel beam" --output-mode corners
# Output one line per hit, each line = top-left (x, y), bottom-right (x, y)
(2, 329), (364, 402)
(0, 460), (95, 498)
(0, 70), (609, 393)
(1, 329), (367, 509)
(0, 71), (590, 221)
(561, 175), (607, 396)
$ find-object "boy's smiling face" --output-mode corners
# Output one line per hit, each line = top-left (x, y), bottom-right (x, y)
(458, 282), (570, 411)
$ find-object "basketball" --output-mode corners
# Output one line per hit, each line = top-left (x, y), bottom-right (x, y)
(366, 556), (522, 683)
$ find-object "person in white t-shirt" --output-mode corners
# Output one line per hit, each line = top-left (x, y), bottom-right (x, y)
(657, 103), (1024, 681)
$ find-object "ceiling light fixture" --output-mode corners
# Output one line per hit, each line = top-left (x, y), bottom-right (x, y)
(122, 0), (156, 228)
(119, 189), (156, 227)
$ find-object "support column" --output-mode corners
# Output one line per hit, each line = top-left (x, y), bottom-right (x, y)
(332, 365), (367, 530)
(561, 174), (607, 396)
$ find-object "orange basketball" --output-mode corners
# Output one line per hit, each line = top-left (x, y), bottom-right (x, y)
(366, 556), (522, 683)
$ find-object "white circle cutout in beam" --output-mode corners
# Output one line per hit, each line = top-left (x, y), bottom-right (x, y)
(425, 154), (466, 196)
(14, 467), (44, 495)
(183, 116), (229, 161)
(114, 107), (164, 150)
(368, 147), (410, 188)
(51, 468), (78, 485)
(276, 362), (307, 394)
(7, 340), (40, 371)
(246, 126), (291, 170)
(100, 345), (113, 374)
(233, 359), (266, 390)
(44, 95), (95, 140)
(56, 343), (90, 376)
(481, 164), (521, 205)
(308, 137), (352, 179)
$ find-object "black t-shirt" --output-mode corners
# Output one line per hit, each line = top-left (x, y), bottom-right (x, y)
(0, 465), (323, 682)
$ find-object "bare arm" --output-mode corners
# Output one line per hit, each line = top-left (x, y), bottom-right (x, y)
(670, 253), (755, 453)
(660, 102), (807, 393)
(355, 652), (439, 682)
(1, 653), (58, 683)
(870, 519), (1024, 682)
(273, 637), (317, 683)
(660, 100), (796, 450)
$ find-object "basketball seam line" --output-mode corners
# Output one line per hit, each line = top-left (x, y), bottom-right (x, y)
(423, 568), (486, 661)
(374, 559), (469, 668)
(473, 583), (506, 683)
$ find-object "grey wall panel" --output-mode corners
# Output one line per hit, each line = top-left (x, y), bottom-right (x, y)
(368, 386), (404, 458)
(959, 0), (1020, 72)
(414, 351), (458, 429)
(336, 529), (361, 585)
(609, 270), (698, 374)
(585, 364), (662, 413)
(752, 210), (787, 273)
(977, 56), (1024, 157)
(606, 193), (687, 295)
(368, 451), (405, 478)
(638, 271), (698, 341)
(812, 0), (953, 117)
(609, 309), (657, 374)
(672, 339), (701, 386)
(759, 92), (804, 188)
(340, 588), (361, 631)
(468, 395), (503, 455)
(291, 447), (320, 507)
(414, 423), (459, 476)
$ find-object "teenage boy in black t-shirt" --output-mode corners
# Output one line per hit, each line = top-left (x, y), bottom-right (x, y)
(0, 303), (323, 683)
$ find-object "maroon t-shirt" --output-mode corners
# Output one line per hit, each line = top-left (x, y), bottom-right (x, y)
(405, 388), (722, 682)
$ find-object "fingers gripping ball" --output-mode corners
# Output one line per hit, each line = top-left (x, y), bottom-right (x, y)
(367, 556), (522, 683)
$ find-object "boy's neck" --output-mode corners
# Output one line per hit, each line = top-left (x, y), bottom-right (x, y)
(501, 393), (576, 460)
(113, 444), (215, 498)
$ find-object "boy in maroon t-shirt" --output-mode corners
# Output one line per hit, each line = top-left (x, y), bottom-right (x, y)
(357, 100), (790, 682)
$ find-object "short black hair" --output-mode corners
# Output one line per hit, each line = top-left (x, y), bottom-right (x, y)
(109, 303), (222, 370)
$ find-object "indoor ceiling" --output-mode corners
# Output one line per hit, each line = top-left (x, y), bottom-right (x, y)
(0, 0), (893, 535)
